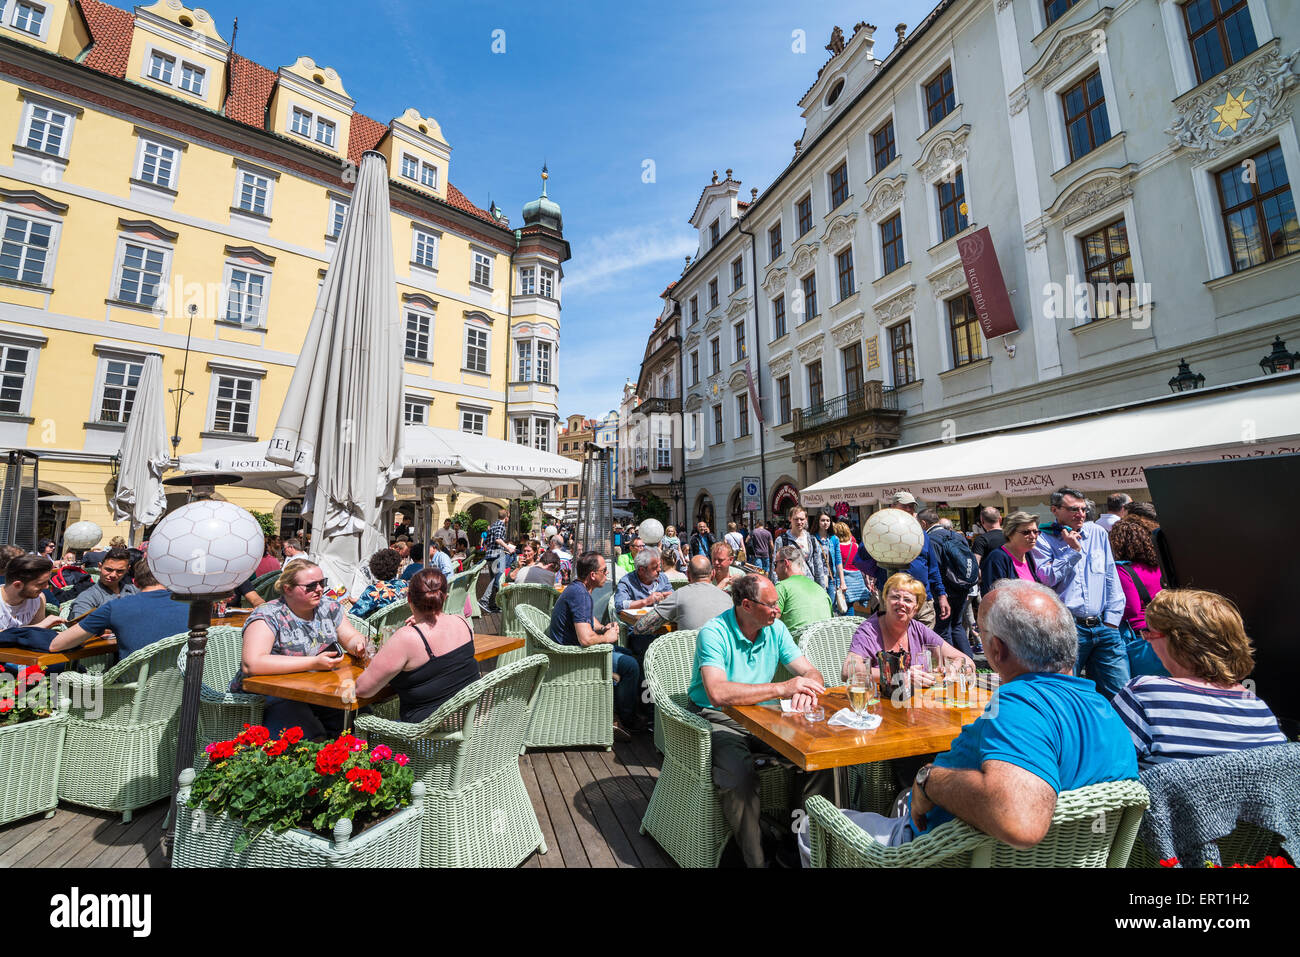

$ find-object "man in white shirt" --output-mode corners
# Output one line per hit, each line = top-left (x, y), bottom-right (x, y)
(1095, 493), (1130, 533)
(434, 519), (458, 551)
(1, 555), (64, 635)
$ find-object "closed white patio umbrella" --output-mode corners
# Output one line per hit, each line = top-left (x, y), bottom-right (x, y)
(110, 352), (170, 543)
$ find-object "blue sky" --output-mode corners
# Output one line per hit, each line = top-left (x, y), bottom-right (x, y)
(179, 0), (941, 418)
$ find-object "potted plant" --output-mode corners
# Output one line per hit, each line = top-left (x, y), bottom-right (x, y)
(0, 667), (68, 826)
(172, 726), (425, 868)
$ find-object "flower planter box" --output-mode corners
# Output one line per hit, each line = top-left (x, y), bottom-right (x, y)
(0, 711), (68, 827)
(171, 769), (426, 868)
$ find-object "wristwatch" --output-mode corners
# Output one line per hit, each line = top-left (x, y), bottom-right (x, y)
(915, 763), (934, 799)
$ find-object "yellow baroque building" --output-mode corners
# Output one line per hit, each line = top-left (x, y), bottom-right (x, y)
(0, 0), (568, 545)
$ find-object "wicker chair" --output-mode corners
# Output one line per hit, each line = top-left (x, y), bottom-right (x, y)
(639, 628), (797, 867)
(367, 599), (412, 632)
(446, 565), (480, 619)
(355, 654), (549, 867)
(515, 603), (613, 750)
(806, 779), (1149, 867)
(497, 584), (558, 669)
(176, 625), (263, 771)
(56, 632), (190, 822)
(250, 571), (281, 602)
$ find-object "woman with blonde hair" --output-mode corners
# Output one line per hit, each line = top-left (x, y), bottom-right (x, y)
(843, 572), (973, 682)
(1112, 589), (1286, 768)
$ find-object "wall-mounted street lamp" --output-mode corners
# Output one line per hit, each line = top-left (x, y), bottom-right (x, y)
(1168, 358), (1205, 394)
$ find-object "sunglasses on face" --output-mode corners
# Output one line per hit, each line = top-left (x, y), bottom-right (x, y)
(296, 578), (327, 592)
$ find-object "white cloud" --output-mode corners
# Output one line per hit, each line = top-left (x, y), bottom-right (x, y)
(564, 223), (697, 292)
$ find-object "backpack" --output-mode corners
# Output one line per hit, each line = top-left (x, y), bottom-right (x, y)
(933, 530), (978, 590)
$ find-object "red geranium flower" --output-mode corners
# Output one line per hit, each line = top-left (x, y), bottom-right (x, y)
(238, 724), (271, 746)
(1159, 857), (1179, 867)
(394, 753), (409, 767)
(315, 746), (347, 776)
(369, 744), (393, 762)
(19, 666), (44, 687)
(264, 739), (289, 757)
(206, 740), (237, 761)
(281, 726), (304, 744)
(0, 698), (14, 714)
(345, 767), (382, 794)
(1256, 855), (1294, 868)
(336, 734), (359, 749)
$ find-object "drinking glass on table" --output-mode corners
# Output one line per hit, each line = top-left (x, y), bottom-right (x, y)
(925, 647), (945, 690)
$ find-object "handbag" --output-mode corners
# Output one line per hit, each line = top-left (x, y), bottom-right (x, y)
(834, 589), (848, 615)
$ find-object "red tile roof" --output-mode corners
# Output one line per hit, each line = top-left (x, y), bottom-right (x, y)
(74, 1), (501, 229)
(660, 280), (677, 297)
(79, 0), (133, 78)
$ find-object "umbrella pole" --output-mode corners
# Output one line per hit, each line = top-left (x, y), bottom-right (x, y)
(163, 595), (212, 857)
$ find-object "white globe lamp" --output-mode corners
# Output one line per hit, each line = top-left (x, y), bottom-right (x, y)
(544, 524), (558, 540)
(638, 518), (664, 545)
(63, 520), (103, 552)
(861, 507), (925, 569)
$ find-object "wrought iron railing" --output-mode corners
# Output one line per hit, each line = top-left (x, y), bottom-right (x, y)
(793, 381), (898, 432)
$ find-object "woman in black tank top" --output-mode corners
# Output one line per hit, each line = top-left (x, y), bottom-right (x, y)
(354, 568), (480, 723)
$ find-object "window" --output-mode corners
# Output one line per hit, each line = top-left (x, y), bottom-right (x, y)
(736, 392), (750, 436)
(925, 66), (956, 129)
(947, 294), (984, 367)
(710, 337), (720, 374)
(472, 252), (492, 287)
(710, 219), (721, 248)
(732, 257), (744, 291)
(801, 272), (818, 319)
(212, 374), (255, 434)
(1062, 71), (1111, 162)
(777, 375), (791, 424)
(769, 223), (783, 261)
(734, 320), (745, 359)
(712, 404), (723, 444)
(872, 120), (897, 172)
(836, 247), (855, 301)
(137, 140), (178, 189)
(516, 340), (533, 380)
(0, 344), (29, 415)
(116, 243), (166, 307)
(23, 104), (69, 156)
(690, 296), (699, 323)
(842, 343), (863, 394)
(225, 268), (266, 326)
(405, 311), (431, 361)
(656, 432), (671, 470)
(413, 229), (438, 268)
(420, 163), (437, 188)
(881, 213), (905, 274)
(465, 327), (489, 373)
(797, 194), (813, 236)
(149, 51), (176, 85)
(1079, 218), (1136, 319)
(890, 322), (916, 386)
(690, 350), (699, 384)
(708, 278), (719, 310)
(937, 169), (969, 241)
(519, 265), (536, 296)
(540, 268), (554, 298)
(315, 117), (336, 147)
(515, 418), (532, 446)
(460, 409), (486, 435)
(533, 419), (550, 452)
(773, 294), (787, 339)
(401, 154), (419, 180)
(1183, 0), (1258, 84)
(291, 107), (313, 137)
(235, 170), (271, 217)
(0, 213), (52, 285)
(536, 341), (552, 383)
(328, 198), (348, 239)
(12, 2), (44, 35)
(807, 360), (824, 407)
(1215, 144), (1299, 272)
(178, 62), (205, 95)
(830, 162), (850, 209)
(1044, 0), (1080, 25)
(99, 358), (142, 423)
(405, 398), (428, 426)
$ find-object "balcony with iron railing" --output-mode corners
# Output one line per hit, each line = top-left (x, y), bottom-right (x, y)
(637, 396), (681, 416)
(791, 380), (899, 435)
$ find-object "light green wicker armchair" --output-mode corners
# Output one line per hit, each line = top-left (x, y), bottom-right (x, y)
(497, 583), (558, 668)
(248, 571), (281, 602)
(446, 564), (481, 619)
(176, 625), (263, 771)
(355, 653), (549, 867)
(368, 599), (412, 632)
(515, 603), (613, 750)
(56, 631), (190, 822)
(806, 779), (1150, 867)
(639, 628), (797, 868)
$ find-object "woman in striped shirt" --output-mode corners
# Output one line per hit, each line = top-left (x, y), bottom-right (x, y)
(1112, 589), (1285, 768)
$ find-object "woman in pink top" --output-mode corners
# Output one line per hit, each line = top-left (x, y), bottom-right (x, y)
(1109, 517), (1163, 631)
(978, 511), (1040, 594)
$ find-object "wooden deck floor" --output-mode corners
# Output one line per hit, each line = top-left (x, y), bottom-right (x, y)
(0, 729), (672, 868)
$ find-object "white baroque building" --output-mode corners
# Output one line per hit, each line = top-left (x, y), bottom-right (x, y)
(677, 1), (1300, 529)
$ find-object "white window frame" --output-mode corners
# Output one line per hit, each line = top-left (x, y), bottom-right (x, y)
(1062, 205), (1149, 325)
(0, 329), (45, 417)
(917, 55), (959, 134)
(825, 151), (851, 213)
(463, 323), (491, 374)
(7, 1), (50, 41)
(18, 98), (74, 159)
(536, 339), (552, 384)
(518, 265), (536, 296)
(655, 430), (671, 470)
(178, 61), (206, 96)
(539, 267), (555, 299)
(1043, 48), (1122, 174)
(290, 106), (312, 137)
(472, 250), (493, 288)
(411, 226), (440, 270)
(207, 371), (260, 436)
(533, 417), (551, 452)
(314, 116), (336, 148)
(419, 162), (437, 189)
(327, 197), (348, 239)
(403, 394), (431, 425)
(834, 243), (857, 302)
(884, 319), (917, 388)
(513, 416), (529, 446)
(140, 43), (206, 99)
(91, 352), (147, 426)
(221, 261), (272, 328)
(233, 167), (274, 218)
(109, 234), (172, 310)
(400, 153), (420, 181)
(404, 307), (433, 362)
(515, 338), (533, 381)
(459, 406), (489, 436)
(1156, 0), (1274, 97)
(868, 109), (899, 177)
(0, 205), (61, 288)
(133, 136), (181, 190)
(148, 49), (176, 85)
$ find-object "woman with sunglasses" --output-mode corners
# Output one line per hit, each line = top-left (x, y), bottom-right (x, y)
(239, 557), (369, 738)
(978, 511), (1041, 595)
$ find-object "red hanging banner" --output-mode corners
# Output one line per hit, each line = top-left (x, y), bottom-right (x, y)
(956, 226), (1019, 340)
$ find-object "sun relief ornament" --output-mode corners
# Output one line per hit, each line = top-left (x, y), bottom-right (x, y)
(1167, 45), (1300, 158)
(1211, 90), (1254, 133)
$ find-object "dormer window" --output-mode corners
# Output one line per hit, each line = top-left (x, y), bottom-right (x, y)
(149, 51), (175, 85)
(420, 163), (436, 188)
(710, 219), (721, 248)
(291, 107), (312, 137)
(11, 1), (45, 36)
(179, 63), (205, 95)
(401, 154), (418, 180)
(289, 106), (336, 147)
(142, 45), (206, 98)
(825, 78), (845, 107)
(400, 153), (438, 189)
(314, 117), (335, 147)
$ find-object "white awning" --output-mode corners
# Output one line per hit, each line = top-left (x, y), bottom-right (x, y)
(801, 375), (1300, 506)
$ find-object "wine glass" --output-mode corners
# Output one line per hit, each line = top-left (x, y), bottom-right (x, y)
(846, 660), (870, 717)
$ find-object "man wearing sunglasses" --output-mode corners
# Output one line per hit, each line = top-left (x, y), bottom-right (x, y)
(688, 574), (832, 867)
(1033, 486), (1127, 699)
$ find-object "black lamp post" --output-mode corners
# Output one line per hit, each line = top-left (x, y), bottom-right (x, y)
(1259, 336), (1300, 375)
(1168, 358), (1205, 394)
(847, 435), (861, 462)
(668, 478), (685, 528)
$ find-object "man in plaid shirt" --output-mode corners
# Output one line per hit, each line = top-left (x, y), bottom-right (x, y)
(482, 508), (513, 613)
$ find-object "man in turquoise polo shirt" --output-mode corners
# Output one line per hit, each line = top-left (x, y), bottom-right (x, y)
(690, 573), (833, 868)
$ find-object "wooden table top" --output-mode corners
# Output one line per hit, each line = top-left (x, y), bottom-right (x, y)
(722, 685), (991, 772)
(0, 637), (118, 669)
(239, 633), (525, 711)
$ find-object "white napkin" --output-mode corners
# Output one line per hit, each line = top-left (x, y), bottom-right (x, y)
(827, 708), (882, 730)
